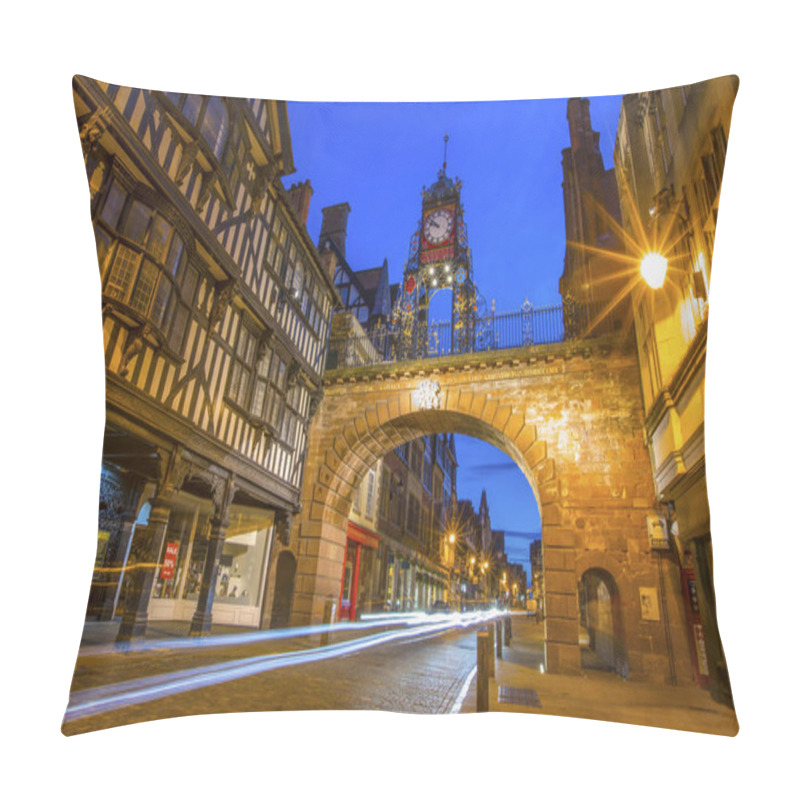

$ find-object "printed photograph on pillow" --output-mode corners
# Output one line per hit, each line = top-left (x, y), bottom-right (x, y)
(64, 74), (738, 735)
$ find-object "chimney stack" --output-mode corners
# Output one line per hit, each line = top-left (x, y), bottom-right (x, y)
(287, 179), (313, 226)
(319, 202), (351, 256)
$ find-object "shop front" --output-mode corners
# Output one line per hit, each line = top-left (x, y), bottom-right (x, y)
(147, 493), (275, 628)
(339, 521), (380, 621)
(673, 471), (733, 704)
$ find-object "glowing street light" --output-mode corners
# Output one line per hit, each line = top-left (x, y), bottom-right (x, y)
(640, 252), (668, 289)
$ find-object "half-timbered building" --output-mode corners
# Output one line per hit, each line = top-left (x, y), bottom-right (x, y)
(73, 76), (338, 639)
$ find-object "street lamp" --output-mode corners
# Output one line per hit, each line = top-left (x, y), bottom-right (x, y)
(640, 252), (669, 289)
(442, 528), (459, 609)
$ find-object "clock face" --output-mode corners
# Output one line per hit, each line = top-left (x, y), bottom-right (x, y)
(423, 208), (454, 245)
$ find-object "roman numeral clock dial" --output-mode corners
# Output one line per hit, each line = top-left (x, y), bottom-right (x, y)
(423, 208), (454, 245)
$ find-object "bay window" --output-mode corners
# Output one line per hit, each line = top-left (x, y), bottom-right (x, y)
(96, 179), (194, 354)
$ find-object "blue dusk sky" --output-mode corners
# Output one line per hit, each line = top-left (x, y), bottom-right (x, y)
(282, 94), (623, 579)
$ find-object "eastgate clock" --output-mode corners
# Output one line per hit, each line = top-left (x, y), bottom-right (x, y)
(423, 208), (454, 245)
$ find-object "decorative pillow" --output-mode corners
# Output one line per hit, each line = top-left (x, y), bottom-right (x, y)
(65, 75), (738, 736)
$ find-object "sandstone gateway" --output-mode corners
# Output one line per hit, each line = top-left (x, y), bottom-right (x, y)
(288, 336), (693, 684)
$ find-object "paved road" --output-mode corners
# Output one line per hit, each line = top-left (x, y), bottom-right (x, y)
(63, 623), (482, 735)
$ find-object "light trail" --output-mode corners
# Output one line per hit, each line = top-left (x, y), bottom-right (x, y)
(79, 611), (454, 657)
(65, 610), (500, 723)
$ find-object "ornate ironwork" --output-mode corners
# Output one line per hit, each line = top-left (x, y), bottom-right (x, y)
(327, 301), (617, 369)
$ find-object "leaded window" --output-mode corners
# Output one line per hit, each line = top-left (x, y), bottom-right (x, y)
(407, 496), (420, 538)
(167, 94), (229, 163)
(279, 382), (303, 448)
(410, 442), (422, 477)
(380, 468), (390, 520)
(200, 97), (228, 160)
(228, 325), (258, 409)
(95, 180), (193, 353)
(365, 469), (376, 518)
(227, 323), (290, 433)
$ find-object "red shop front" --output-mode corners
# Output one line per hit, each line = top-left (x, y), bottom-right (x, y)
(339, 522), (379, 621)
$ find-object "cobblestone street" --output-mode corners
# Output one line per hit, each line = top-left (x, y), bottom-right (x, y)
(63, 618), (483, 735)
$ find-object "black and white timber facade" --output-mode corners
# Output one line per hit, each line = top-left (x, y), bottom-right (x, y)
(73, 76), (338, 638)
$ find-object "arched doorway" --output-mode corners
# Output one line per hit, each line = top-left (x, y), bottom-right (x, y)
(270, 551), (297, 629)
(579, 568), (627, 677)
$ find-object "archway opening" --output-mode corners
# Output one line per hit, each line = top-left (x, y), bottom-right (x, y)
(327, 413), (544, 622)
(426, 287), (455, 356)
(579, 568), (628, 677)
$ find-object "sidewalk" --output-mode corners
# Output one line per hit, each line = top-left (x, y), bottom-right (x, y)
(459, 613), (739, 736)
(78, 619), (250, 650)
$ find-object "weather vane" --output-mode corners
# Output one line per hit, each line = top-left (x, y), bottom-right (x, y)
(443, 132), (449, 174)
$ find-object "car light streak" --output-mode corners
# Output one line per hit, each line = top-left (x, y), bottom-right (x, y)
(65, 610), (500, 723)
(79, 612), (457, 657)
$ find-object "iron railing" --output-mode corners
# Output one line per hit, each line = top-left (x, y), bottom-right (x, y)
(326, 302), (619, 370)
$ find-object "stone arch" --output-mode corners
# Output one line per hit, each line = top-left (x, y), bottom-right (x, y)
(322, 407), (549, 529)
(316, 386), (551, 522)
(293, 342), (675, 680)
(294, 383), (581, 673)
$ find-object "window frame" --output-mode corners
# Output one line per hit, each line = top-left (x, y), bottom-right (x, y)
(95, 178), (194, 355)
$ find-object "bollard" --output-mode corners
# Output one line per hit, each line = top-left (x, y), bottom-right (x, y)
(505, 613), (512, 644)
(477, 631), (490, 713)
(495, 618), (503, 659)
(321, 599), (337, 646)
(486, 623), (496, 678)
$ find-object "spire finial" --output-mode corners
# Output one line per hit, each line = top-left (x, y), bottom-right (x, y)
(443, 132), (449, 174)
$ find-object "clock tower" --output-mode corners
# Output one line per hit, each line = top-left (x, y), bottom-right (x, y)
(395, 135), (478, 357)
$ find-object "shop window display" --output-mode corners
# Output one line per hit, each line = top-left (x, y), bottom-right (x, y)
(214, 526), (270, 606)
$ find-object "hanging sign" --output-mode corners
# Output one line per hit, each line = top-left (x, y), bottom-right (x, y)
(160, 541), (180, 580)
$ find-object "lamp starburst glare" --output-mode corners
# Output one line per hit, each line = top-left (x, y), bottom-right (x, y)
(640, 252), (668, 289)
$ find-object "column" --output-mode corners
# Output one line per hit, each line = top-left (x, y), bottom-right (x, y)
(117, 496), (171, 642)
(116, 448), (190, 643)
(188, 516), (229, 635)
(542, 528), (581, 675)
(189, 476), (234, 636)
(100, 510), (138, 621)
